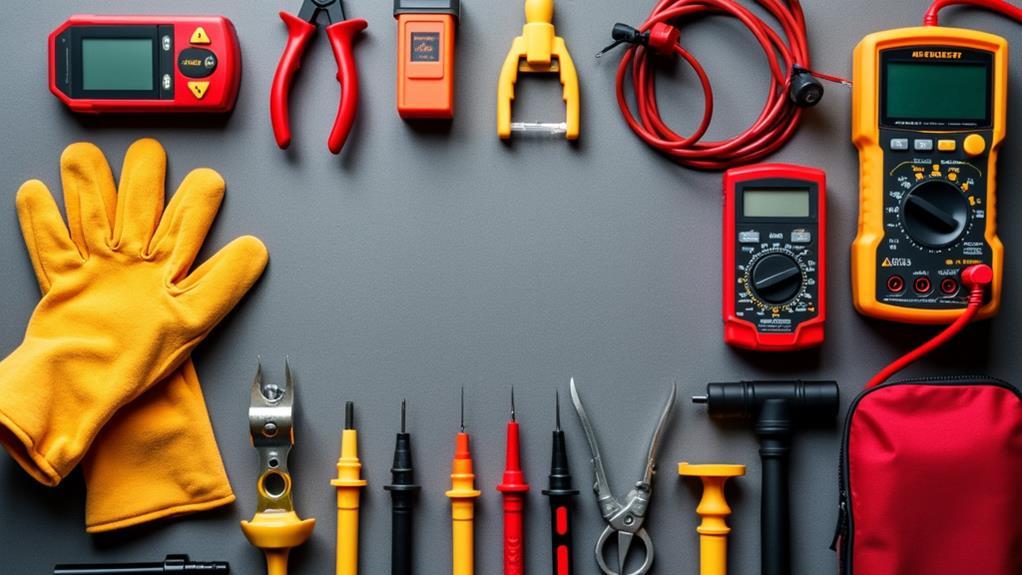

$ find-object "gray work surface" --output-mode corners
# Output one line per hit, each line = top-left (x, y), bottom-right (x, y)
(0, 1), (1018, 573)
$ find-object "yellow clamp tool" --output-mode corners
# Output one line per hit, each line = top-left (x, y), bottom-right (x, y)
(498, 0), (579, 140)
(332, 401), (368, 575)
(241, 360), (316, 575)
(679, 463), (746, 575)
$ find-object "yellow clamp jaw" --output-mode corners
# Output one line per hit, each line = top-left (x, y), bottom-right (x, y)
(498, 0), (579, 140)
(332, 404), (368, 575)
(241, 360), (316, 575)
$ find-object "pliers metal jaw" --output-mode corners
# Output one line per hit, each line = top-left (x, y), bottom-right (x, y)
(271, 0), (368, 154)
(241, 359), (316, 575)
(570, 378), (676, 575)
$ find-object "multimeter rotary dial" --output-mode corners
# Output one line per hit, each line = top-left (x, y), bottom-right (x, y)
(745, 249), (808, 306)
(900, 179), (970, 249)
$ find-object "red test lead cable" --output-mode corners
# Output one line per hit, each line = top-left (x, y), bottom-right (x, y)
(497, 389), (529, 575)
(598, 0), (847, 170)
(923, 0), (1022, 26)
(867, 265), (993, 389)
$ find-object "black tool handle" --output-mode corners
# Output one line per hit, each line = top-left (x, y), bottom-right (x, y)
(390, 492), (416, 575)
(758, 399), (792, 575)
(54, 555), (229, 574)
(546, 496), (575, 575)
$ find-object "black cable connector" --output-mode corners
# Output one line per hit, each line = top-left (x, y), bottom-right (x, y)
(789, 65), (825, 108)
(54, 555), (228, 574)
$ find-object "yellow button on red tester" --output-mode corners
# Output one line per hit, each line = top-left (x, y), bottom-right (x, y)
(395, 0), (460, 119)
(851, 26), (1004, 324)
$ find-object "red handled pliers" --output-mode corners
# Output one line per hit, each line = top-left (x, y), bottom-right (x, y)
(271, 0), (367, 154)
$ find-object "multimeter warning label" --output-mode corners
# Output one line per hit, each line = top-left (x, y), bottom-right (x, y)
(411, 33), (440, 62)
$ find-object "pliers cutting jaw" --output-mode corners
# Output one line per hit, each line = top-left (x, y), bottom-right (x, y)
(271, 0), (367, 154)
(241, 359), (316, 575)
(570, 378), (676, 575)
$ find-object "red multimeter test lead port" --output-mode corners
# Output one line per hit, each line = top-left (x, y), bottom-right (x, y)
(50, 15), (241, 113)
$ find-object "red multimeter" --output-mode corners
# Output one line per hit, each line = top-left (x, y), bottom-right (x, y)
(723, 164), (826, 351)
(50, 15), (241, 113)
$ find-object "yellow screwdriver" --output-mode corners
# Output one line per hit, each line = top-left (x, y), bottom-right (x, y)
(332, 401), (367, 575)
(446, 388), (481, 575)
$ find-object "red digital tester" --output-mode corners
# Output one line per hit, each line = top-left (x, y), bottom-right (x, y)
(723, 164), (827, 351)
(50, 15), (241, 113)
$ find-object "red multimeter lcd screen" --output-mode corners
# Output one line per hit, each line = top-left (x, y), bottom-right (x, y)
(50, 15), (240, 113)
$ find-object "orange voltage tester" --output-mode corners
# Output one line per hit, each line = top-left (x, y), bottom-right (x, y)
(395, 0), (460, 119)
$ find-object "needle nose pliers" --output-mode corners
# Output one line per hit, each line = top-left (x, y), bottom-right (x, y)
(271, 0), (367, 154)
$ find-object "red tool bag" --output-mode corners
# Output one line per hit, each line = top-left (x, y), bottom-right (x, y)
(834, 376), (1022, 574)
(833, 266), (1022, 574)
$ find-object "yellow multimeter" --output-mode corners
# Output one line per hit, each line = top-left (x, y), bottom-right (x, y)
(852, 27), (1005, 323)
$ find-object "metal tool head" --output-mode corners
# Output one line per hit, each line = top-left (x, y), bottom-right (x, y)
(298, 0), (345, 24)
(569, 378), (618, 519)
(248, 358), (298, 514)
(249, 358), (295, 447)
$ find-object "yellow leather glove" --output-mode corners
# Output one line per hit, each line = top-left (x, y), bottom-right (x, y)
(83, 361), (235, 533)
(0, 138), (268, 487)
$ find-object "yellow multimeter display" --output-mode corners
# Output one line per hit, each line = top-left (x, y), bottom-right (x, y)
(852, 26), (1005, 324)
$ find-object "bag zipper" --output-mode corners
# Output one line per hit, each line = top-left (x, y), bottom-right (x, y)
(832, 376), (1019, 575)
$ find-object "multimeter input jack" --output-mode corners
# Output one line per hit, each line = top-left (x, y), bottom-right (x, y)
(887, 275), (905, 293)
(913, 276), (932, 295)
(940, 277), (959, 295)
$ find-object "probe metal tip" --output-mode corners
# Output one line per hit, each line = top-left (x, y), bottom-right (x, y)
(692, 395), (708, 404)
(401, 398), (406, 433)
(555, 389), (561, 431)
(345, 401), (354, 430)
(460, 386), (465, 432)
(511, 386), (517, 422)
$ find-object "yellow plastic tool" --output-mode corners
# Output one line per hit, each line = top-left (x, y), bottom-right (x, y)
(679, 462), (746, 575)
(241, 360), (316, 575)
(446, 431), (481, 575)
(497, 0), (579, 140)
(332, 402), (368, 575)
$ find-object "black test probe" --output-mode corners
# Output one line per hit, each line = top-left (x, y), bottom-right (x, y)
(384, 399), (420, 575)
(541, 391), (578, 575)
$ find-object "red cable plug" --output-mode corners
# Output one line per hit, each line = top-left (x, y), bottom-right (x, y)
(866, 264), (993, 388)
(923, 0), (1022, 26)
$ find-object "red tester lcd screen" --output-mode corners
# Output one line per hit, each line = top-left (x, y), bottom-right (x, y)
(722, 164), (826, 351)
(50, 15), (241, 113)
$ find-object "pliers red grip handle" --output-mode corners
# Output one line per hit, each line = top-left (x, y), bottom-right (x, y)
(271, 11), (367, 154)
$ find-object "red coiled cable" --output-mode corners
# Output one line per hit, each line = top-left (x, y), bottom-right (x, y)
(606, 0), (842, 170)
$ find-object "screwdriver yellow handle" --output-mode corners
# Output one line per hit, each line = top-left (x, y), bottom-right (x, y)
(241, 510), (316, 575)
(679, 463), (746, 575)
(265, 550), (291, 575)
(333, 428), (367, 575)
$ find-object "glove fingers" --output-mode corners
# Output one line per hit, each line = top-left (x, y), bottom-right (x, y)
(15, 180), (81, 293)
(150, 168), (225, 269)
(61, 142), (116, 257)
(175, 236), (268, 327)
(114, 139), (166, 252)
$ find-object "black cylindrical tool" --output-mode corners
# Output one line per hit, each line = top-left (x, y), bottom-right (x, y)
(694, 380), (839, 575)
(54, 554), (228, 574)
(541, 391), (578, 575)
(384, 400), (421, 575)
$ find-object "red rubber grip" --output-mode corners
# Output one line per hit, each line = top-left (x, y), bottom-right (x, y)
(270, 12), (316, 149)
(325, 18), (367, 154)
(503, 493), (525, 575)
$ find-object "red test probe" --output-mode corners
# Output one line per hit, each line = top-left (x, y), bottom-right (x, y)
(541, 391), (578, 575)
(497, 389), (529, 575)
